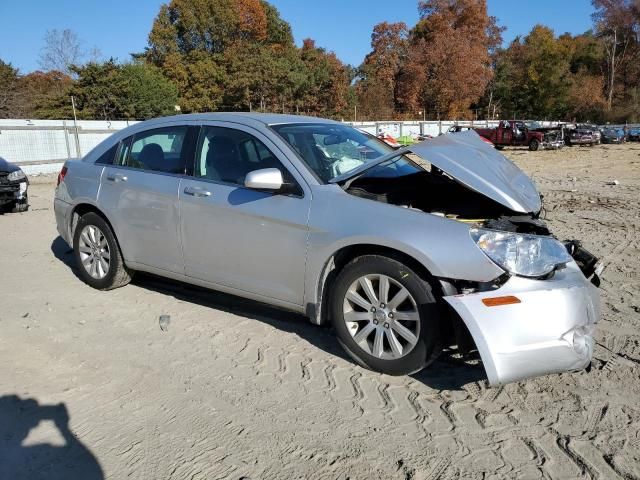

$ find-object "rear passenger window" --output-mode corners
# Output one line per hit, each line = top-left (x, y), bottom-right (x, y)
(95, 143), (118, 165)
(118, 127), (188, 174)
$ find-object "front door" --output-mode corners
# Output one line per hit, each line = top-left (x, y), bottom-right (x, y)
(99, 125), (196, 274)
(499, 121), (512, 144)
(179, 124), (311, 306)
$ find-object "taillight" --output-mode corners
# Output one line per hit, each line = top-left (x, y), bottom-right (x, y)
(57, 166), (68, 186)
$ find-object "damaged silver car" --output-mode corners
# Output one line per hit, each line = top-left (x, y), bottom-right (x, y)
(54, 114), (600, 385)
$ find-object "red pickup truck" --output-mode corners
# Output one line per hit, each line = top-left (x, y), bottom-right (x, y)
(474, 120), (546, 151)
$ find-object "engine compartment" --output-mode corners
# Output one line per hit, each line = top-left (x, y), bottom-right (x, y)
(344, 168), (551, 236)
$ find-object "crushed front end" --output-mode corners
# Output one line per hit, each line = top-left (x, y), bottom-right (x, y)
(443, 240), (600, 385)
(339, 132), (601, 384)
(0, 170), (28, 210)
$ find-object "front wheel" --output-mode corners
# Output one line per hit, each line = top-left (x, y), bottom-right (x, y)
(529, 139), (539, 151)
(330, 255), (443, 376)
(73, 212), (133, 290)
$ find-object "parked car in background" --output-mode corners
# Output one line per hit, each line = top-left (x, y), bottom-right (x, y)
(626, 127), (640, 142)
(55, 113), (601, 385)
(376, 132), (401, 148)
(600, 128), (626, 144)
(446, 125), (495, 147)
(566, 124), (597, 146)
(0, 156), (29, 213)
(590, 128), (601, 145)
(474, 120), (546, 151)
(524, 122), (565, 150)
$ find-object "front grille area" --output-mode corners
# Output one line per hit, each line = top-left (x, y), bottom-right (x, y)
(0, 172), (19, 204)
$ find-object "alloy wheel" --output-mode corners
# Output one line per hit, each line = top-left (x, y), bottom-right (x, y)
(78, 225), (110, 279)
(343, 274), (420, 360)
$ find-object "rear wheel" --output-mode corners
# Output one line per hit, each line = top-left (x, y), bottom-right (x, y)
(73, 212), (133, 290)
(529, 139), (539, 151)
(331, 255), (443, 376)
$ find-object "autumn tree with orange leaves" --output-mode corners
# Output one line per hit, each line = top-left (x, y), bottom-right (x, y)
(145, 0), (352, 117)
(356, 22), (409, 119)
(401, 0), (502, 119)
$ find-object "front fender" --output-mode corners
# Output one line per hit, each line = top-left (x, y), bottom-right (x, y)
(303, 187), (505, 316)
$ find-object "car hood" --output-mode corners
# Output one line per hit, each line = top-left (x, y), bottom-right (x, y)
(0, 156), (21, 173)
(332, 130), (542, 214)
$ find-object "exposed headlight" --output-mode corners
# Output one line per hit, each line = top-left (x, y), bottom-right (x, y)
(470, 228), (573, 278)
(7, 169), (26, 182)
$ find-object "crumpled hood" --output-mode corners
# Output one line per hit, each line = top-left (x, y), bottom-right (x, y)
(332, 130), (541, 214)
(407, 131), (542, 213)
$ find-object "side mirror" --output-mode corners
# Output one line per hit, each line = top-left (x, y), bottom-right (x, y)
(244, 168), (284, 191)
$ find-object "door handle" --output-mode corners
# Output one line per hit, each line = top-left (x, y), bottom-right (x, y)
(184, 186), (211, 197)
(106, 173), (128, 182)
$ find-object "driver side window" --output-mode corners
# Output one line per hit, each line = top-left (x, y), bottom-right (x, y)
(194, 126), (299, 191)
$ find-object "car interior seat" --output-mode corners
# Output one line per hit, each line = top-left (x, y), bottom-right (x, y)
(138, 143), (165, 171)
(205, 136), (244, 184)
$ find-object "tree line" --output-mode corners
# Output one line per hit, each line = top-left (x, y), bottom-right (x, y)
(1, 0), (639, 123)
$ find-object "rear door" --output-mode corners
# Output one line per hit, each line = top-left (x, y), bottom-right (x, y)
(99, 125), (197, 274)
(179, 123), (311, 306)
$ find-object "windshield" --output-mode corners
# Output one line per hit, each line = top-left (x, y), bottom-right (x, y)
(270, 123), (394, 183)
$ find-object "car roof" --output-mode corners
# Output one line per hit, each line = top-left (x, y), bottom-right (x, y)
(138, 112), (339, 128)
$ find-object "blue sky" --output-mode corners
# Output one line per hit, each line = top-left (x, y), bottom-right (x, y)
(0, 0), (595, 73)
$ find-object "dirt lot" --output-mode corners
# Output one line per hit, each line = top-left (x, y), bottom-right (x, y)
(1, 143), (639, 480)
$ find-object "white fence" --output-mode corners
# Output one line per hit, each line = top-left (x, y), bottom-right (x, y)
(0, 119), (138, 165)
(1, 117), (568, 174)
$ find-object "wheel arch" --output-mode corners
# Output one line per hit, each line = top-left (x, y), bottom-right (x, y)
(308, 243), (444, 326)
(69, 203), (127, 260)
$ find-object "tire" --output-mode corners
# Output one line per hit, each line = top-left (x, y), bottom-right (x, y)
(330, 255), (443, 376)
(495, 145), (504, 150)
(528, 139), (539, 151)
(73, 212), (133, 290)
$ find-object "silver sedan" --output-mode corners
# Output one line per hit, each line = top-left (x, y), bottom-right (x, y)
(54, 113), (601, 385)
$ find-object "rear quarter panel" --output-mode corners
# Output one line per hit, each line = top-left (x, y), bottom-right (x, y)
(55, 160), (105, 243)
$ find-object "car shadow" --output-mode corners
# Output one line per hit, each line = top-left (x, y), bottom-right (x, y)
(0, 395), (104, 480)
(51, 235), (83, 281)
(50, 235), (486, 391)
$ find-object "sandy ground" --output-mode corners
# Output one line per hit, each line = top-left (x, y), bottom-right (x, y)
(1, 143), (639, 480)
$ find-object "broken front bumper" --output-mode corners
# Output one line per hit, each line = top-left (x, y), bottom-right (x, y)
(444, 261), (600, 385)
(543, 140), (564, 150)
(0, 180), (27, 205)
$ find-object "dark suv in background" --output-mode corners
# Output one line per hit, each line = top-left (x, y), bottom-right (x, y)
(0, 156), (29, 213)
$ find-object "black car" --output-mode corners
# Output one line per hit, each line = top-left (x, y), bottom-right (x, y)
(600, 128), (625, 144)
(0, 157), (29, 213)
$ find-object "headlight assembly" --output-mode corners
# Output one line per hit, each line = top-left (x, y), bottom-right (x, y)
(470, 228), (573, 278)
(7, 169), (26, 182)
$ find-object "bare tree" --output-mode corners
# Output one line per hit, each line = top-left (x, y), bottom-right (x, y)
(38, 29), (84, 75)
(592, 0), (635, 111)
